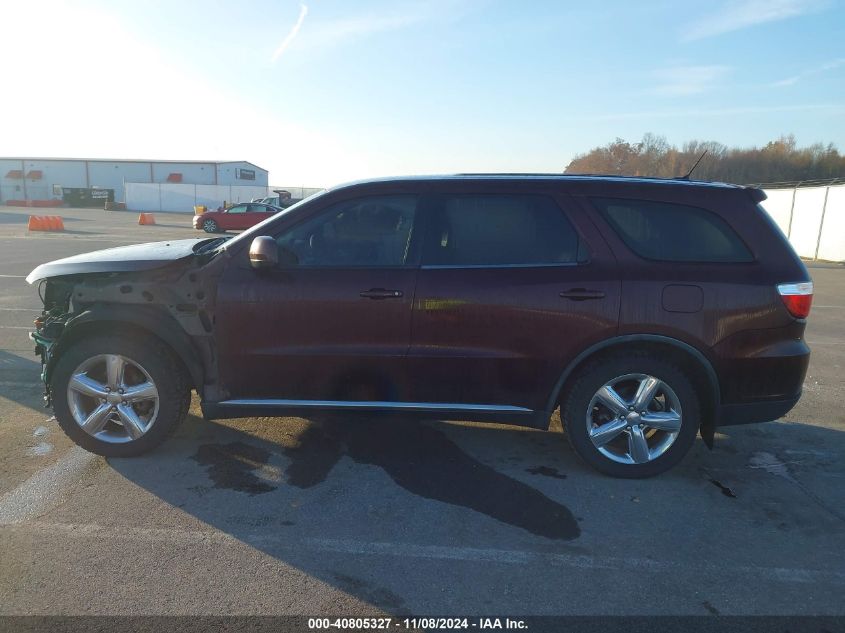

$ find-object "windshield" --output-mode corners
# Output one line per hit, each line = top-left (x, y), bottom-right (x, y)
(223, 188), (330, 251)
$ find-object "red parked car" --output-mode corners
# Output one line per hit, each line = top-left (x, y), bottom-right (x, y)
(27, 175), (812, 477)
(193, 202), (282, 233)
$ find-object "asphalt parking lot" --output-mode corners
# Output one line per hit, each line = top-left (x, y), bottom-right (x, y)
(0, 205), (843, 617)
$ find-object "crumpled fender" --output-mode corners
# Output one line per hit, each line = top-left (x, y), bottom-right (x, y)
(48, 303), (205, 390)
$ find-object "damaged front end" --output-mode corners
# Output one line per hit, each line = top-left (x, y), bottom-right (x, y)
(28, 239), (230, 409)
(30, 296), (69, 406)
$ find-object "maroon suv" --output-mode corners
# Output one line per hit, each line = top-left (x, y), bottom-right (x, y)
(27, 175), (812, 477)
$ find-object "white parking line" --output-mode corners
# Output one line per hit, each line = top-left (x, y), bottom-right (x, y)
(6, 521), (845, 587)
(0, 325), (34, 330)
(0, 447), (101, 524)
(0, 274), (26, 278)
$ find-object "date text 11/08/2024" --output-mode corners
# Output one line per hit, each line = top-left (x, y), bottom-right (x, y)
(307, 617), (529, 630)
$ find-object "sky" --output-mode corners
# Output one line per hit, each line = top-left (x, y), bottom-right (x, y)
(1, 0), (843, 186)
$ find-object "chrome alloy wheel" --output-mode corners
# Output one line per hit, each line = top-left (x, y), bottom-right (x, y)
(586, 373), (683, 465)
(66, 354), (160, 444)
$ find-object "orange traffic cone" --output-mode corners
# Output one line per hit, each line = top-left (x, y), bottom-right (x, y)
(28, 215), (65, 231)
(138, 213), (156, 225)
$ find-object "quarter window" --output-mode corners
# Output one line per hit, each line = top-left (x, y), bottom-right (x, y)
(592, 197), (753, 263)
(422, 195), (582, 266)
(276, 195), (418, 267)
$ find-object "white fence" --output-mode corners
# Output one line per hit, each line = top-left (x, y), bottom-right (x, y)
(762, 183), (845, 262)
(270, 185), (325, 200)
(125, 183), (269, 212)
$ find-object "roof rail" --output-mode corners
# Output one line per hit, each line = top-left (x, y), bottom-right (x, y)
(461, 172), (680, 179)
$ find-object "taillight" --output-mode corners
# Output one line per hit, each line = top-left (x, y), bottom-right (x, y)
(777, 281), (813, 319)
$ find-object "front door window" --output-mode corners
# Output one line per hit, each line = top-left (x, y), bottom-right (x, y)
(276, 195), (418, 268)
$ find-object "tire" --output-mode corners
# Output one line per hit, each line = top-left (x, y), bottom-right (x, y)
(51, 333), (191, 457)
(202, 218), (219, 233)
(562, 353), (700, 478)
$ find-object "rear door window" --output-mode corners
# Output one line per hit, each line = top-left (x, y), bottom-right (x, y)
(591, 197), (753, 263)
(422, 194), (583, 266)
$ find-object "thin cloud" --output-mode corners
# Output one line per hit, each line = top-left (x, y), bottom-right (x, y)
(294, 12), (429, 53)
(682, 0), (828, 41)
(287, 1), (474, 54)
(771, 57), (845, 87)
(272, 3), (308, 62)
(652, 65), (730, 96)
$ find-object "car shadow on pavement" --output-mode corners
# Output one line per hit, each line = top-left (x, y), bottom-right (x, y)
(105, 412), (845, 615)
(0, 211), (32, 225)
(106, 413), (592, 613)
(0, 350), (46, 414)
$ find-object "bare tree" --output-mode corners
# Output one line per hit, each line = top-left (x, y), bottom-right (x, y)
(564, 134), (845, 184)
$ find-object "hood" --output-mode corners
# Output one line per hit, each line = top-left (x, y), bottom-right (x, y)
(26, 238), (210, 284)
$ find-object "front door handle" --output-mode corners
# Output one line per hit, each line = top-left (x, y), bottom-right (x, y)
(360, 288), (404, 300)
(559, 288), (606, 301)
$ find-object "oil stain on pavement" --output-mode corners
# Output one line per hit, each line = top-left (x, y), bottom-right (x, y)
(193, 419), (581, 540)
(192, 441), (276, 495)
(525, 465), (568, 480)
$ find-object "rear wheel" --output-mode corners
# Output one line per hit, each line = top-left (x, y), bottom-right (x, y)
(202, 218), (219, 233)
(51, 334), (190, 457)
(562, 354), (699, 478)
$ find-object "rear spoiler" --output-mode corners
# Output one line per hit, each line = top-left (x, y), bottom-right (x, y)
(746, 187), (767, 203)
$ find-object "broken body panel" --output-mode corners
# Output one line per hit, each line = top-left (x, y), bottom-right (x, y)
(29, 239), (230, 407)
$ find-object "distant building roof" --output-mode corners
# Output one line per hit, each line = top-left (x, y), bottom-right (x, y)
(0, 157), (267, 171)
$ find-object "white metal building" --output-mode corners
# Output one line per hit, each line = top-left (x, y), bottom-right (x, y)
(0, 157), (268, 204)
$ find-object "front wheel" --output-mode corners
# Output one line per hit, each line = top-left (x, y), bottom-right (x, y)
(51, 333), (191, 457)
(562, 354), (700, 478)
(202, 218), (219, 233)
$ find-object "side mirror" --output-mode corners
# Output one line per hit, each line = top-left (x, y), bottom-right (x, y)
(249, 236), (279, 269)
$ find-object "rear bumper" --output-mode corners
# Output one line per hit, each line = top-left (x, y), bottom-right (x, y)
(711, 324), (809, 427)
(716, 393), (801, 426)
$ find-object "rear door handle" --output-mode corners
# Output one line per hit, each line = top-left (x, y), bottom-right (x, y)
(360, 288), (404, 300)
(559, 288), (605, 301)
